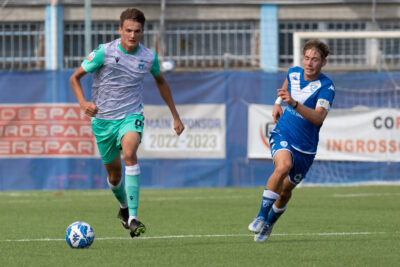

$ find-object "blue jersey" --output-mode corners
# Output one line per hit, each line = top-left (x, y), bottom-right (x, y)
(272, 66), (335, 154)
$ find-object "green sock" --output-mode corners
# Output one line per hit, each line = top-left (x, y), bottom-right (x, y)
(125, 165), (141, 217)
(108, 178), (127, 207)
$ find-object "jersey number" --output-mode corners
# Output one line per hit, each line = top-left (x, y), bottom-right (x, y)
(135, 119), (143, 127)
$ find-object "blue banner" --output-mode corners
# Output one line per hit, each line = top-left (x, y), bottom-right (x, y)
(0, 70), (399, 190)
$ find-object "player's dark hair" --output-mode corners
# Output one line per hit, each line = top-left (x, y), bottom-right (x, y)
(120, 8), (146, 28)
(302, 39), (330, 60)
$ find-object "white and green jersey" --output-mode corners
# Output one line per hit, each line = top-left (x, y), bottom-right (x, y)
(81, 38), (161, 120)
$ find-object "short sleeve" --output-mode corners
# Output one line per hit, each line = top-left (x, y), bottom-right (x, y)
(286, 67), (296, 93)
(81, 44), (105, 73)
(150, 51), (161, 76)
(317, 81), (335, 111)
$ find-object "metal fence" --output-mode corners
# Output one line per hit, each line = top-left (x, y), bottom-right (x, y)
(63, 21), (159, 69)
(0, 19), (399, 71)
(164, 21), (259, 69)
(0, 22), (45, 70)
(379, 21), (400, 68)
(63, 20), (259, 70)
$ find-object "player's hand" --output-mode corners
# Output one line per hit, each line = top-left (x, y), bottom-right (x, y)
(81, 101), (98, 117)
(173, 118), (185, 136)
(277, 87), (296, 107)
(272, 104), (283, 123)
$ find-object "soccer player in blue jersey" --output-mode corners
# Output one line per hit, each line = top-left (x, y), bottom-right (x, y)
(248, 40), (335, 242)
(69, 8), (184, 238)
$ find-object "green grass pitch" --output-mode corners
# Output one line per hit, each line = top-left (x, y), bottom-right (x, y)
(1, 185), (399, 266)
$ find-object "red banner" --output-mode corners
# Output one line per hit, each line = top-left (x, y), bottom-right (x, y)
(0, 104), (97, 157)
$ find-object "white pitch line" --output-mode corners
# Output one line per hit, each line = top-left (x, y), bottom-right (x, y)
(0, 231), (390, 243)
(143, 196), (253, 201)
(333, 192), (400, 198)
(2, 194), (252, 202)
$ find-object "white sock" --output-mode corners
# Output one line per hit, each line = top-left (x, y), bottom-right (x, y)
(128, 215), (137, 225)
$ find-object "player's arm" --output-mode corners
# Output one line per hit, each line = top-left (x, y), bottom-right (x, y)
(70, 45), (104, 117)
(278, 87), (328, 127)
(69, 66), (98, 117)
(272, 79), (287, 123)
(296, 104), (328, 127)
(153, 73), (185, 136)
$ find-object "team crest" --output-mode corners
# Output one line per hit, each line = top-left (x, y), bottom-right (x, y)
(138, 60), (145, 69)
(308, 81), (320, 92)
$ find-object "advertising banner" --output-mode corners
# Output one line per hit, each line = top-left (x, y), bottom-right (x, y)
(0, 103), (226, 159)
(0, 103), (98, 158)
(1, 70), (400, 190)
(248, 104), (400, 162)
(139, 104), (226, 159)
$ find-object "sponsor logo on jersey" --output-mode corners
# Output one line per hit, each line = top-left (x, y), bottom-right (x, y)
(88, 52), (95, 62)
(328, 85), (335, 91)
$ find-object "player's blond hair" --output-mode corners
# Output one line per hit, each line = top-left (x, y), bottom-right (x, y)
(302, 40), (330, 60)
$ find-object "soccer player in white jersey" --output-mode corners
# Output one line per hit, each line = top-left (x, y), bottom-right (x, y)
(248, 40), (335, 242)
(70, 8), (184, 238)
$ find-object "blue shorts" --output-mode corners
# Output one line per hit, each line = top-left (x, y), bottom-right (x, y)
(269, 132), (315, 185)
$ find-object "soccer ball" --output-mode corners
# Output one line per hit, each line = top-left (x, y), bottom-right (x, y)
(161, 59), (175, 73)
(65, 221), (95, 249)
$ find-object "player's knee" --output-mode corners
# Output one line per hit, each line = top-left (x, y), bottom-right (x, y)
(122, 150), (137, 164)
(108, 173), (122, 186)
(274, 163), (291, 178)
